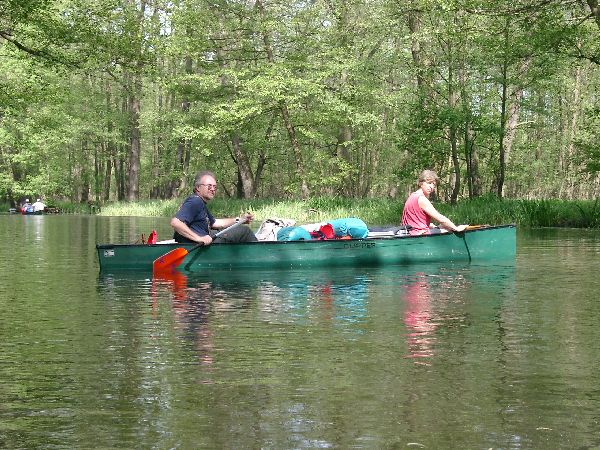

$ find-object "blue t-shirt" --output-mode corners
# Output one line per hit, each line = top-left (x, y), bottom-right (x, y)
(173, 195), (215, 241)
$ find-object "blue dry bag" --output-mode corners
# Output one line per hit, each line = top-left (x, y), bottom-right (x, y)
(329, 217), (369, 239)
(276, 226), (312, 241)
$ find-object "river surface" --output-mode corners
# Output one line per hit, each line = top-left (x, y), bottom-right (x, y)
(1, 215), (599, 449)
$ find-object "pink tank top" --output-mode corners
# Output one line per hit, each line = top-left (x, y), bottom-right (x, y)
(402, 191), (430, 235)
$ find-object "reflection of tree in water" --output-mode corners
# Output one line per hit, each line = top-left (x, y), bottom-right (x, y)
(253, 275), (369, 328)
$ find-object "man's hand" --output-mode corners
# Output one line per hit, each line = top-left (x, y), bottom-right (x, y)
(241, 212), (254, 224)
(199, 234), (213, 246)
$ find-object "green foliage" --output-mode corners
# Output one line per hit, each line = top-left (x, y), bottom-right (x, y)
(2, 0), (600, 204)
(96, 196), (600, 229)
(97, 199), (182, 217)
(575, 106), (600, 172)
(573, 199), (600, 228)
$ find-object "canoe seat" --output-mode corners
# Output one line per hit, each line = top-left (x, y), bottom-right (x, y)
(156, 239), (176, 244)
(367, 226), (412, 238)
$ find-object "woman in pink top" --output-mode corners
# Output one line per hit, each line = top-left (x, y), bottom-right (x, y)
(401, 170), (468, 235)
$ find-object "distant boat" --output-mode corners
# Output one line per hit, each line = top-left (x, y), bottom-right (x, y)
(16, 206), (60, 215)
(96, 224), (517, 273)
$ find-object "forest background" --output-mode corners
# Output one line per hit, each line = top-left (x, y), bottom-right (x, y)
(2, 0), (600, 208)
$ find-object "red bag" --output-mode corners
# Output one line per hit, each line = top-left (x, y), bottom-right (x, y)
(147, 230), (157, 244)
(310, 223), (335, 240)
(319, 223), (335, 239)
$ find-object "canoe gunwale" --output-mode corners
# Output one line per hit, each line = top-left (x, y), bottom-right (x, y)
(96, 223), (516, 250)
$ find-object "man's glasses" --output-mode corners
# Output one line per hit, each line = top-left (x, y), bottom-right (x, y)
(200, 183), (217, 190)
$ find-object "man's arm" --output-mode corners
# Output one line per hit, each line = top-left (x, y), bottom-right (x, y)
(170, 217), (213, 245)
(212, 212), (254, 229)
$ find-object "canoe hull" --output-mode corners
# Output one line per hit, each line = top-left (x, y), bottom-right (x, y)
(96, 224), (516, 273)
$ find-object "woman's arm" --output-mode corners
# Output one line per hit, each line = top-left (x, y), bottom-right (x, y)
(418, 196), (467, 232)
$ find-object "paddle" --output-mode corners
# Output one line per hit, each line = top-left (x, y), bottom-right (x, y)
(464, 224), (488, 231)
(152, 219), (245, 275)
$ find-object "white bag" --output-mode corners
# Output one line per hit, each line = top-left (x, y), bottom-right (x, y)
(255, 217), (296, 241)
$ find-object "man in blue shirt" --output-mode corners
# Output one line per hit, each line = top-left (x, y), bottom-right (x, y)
(171, 170), (257, 244)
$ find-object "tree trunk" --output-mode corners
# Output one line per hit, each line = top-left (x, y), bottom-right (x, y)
(588, 1), (600, 29)
(231, 133), (256, 198)
(94, 143), (101, 203)
(104, 79), (114, 202)
(104, 154), (112, 202)
(565, 64), (582, 199)
(447, 43), (460, 204)
(80, 141), (90, 202)
(115, 154), (126, 201)
(125, 0), (146, 202)
(211, 19), (259, 200)
(336, 124), (352, 194)
(174, 54), (193, 197)
(460, 85), (481, 197)
(467, 123), (482, 198)
(407, 2), (426, 92)
(127, 88), (141, 201)
(496, 19), (510, 198)
(255, 0), (309, 198)
(279, 103), (309, 198)
(503, 63), (529, 165)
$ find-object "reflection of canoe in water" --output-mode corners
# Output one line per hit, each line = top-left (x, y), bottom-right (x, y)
(96, 224), (516, 273)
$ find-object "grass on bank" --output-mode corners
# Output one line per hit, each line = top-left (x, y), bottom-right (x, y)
(94, 195), (600, 228)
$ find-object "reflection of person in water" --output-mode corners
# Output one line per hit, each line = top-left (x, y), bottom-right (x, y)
(403, 272), (438, 362)
(153, 272), (216, 368)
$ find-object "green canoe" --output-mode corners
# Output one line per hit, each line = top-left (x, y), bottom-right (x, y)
(96, 224), (516, 273)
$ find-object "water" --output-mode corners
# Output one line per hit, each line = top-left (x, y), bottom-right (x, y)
(1, 215), (600, 449)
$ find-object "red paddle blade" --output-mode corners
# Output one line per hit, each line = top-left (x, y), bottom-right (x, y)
(153, 247), (189, 274)
(153, 270), (189, 301)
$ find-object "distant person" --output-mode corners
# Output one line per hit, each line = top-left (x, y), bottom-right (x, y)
(170, 170), (257, 245)
(401, 170), (468, 235)
(32, 198), (46, 213)
(21, 198), (32, 214)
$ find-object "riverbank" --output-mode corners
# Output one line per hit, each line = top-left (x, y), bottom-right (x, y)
(93, 196), (600, 228)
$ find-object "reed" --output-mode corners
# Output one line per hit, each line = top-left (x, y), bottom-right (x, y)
(96, 196), (600, 228)
(94, 199), (181, 217)
(98, 197), (403, 225)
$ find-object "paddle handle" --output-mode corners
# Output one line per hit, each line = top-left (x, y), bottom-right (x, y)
(188, 219), (245, 257)
(214, 218), (245, 237)
(186, 218), (244, 251)
(465, 224), (488, 230)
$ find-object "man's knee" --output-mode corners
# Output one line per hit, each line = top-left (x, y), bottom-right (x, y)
(214, 226), (256, 243)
